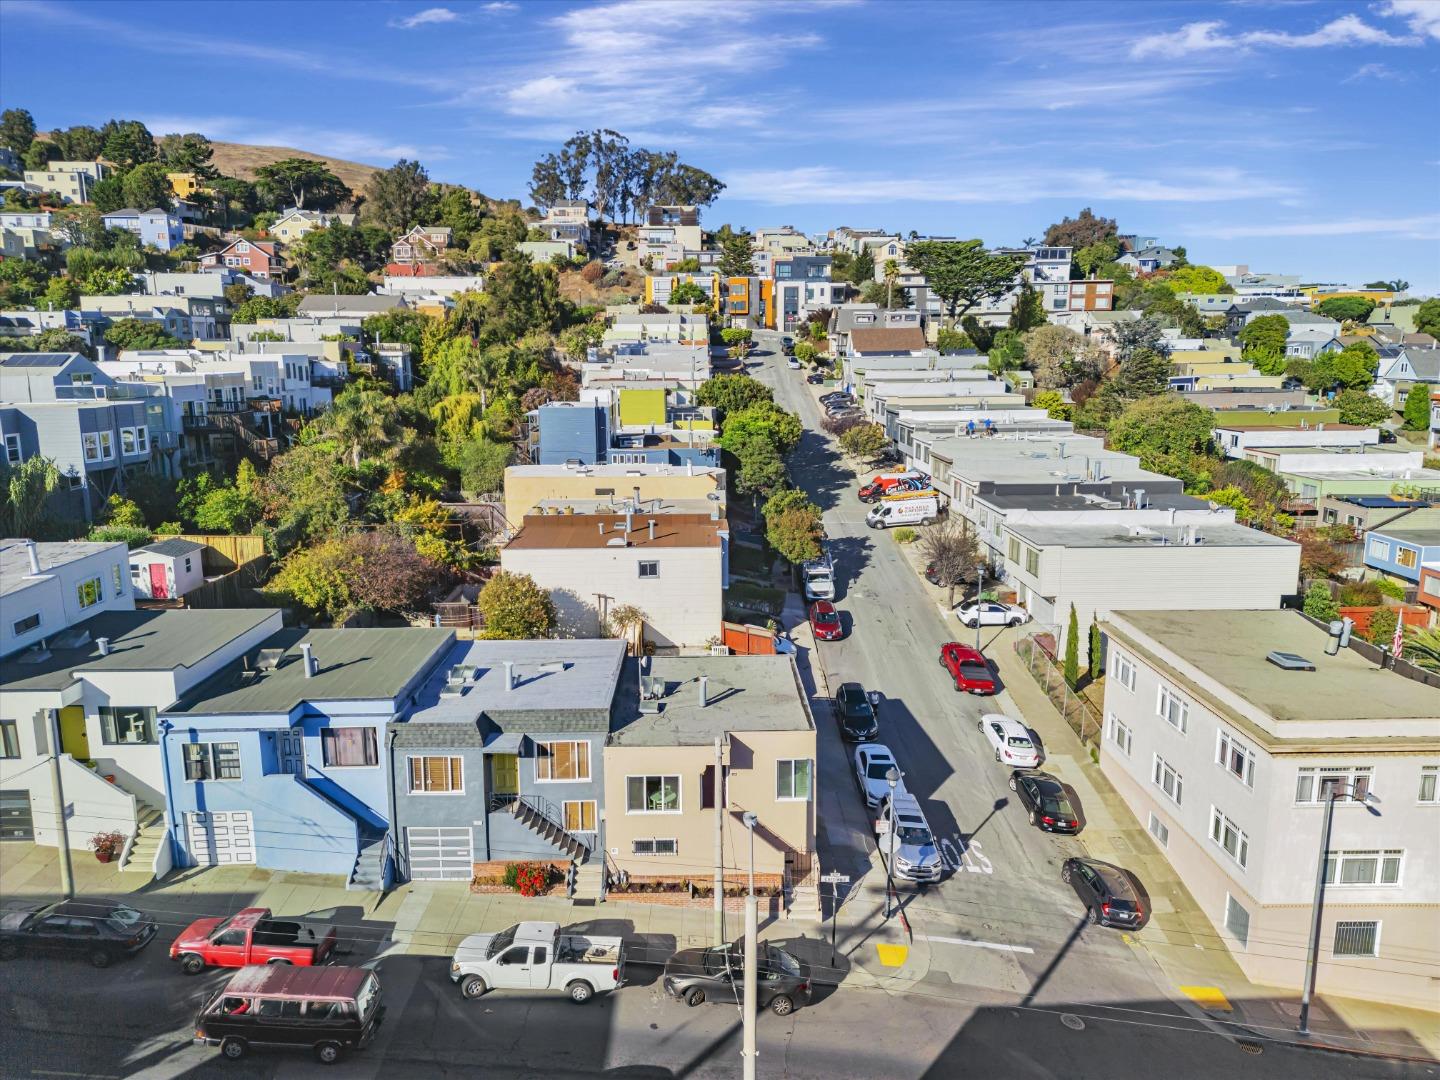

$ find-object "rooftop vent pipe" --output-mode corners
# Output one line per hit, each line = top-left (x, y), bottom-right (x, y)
(503, 661), (515, 691)
(648, 519), (656, 541)
(698, 675), (709, 708)
(96, 637), (111, 657)
(300, 641), (316, 678)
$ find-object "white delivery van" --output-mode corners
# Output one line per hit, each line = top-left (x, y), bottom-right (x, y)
(866, 494), (943, 529)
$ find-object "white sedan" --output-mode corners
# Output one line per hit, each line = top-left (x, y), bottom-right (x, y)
(853, 743), (903, 807)
(956, 600), (1031, 628)
(977, 714), (1041, 768)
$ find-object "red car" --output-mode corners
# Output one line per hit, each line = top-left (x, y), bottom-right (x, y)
(939, 642), (997, 695)
(809, 600), (844, 641)
(170, 908), (337, 974)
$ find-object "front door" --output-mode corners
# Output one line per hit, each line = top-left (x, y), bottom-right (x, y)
(148, 563), (169, 599)
(58, 706), (89, 760)
(491, 755), (518, 796)
(277, 730), (304, 775)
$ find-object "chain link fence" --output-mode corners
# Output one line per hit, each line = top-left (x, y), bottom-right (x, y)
(1014, 635), (1102, 746)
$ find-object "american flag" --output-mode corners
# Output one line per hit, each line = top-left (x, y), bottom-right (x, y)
(1392, 617), (1405, 658)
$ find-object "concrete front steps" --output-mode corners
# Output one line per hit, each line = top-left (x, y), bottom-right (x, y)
(570, 860), (605, 903)
(119, 802), (166, 874)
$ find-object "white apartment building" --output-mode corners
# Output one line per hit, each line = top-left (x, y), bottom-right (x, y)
(23, 160), (109, 204)
(1099, 609), (1440, 1009)
(1213, 424), (1381, 460)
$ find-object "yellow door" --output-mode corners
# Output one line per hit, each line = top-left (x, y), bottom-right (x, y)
(59, 706), (90, 760)
(491, 755), (518, 796)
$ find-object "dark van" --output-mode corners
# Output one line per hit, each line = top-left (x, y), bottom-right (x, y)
(194, 963), (383, 1065)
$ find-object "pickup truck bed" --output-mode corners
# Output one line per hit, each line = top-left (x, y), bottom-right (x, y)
(556, 936), (621, 964)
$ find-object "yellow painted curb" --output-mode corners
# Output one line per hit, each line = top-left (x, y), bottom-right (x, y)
(876, 943), (909, 967)
(1180, 985), (1232, 1012)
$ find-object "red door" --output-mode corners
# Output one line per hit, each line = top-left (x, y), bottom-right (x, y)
(148, 563), (169, 599)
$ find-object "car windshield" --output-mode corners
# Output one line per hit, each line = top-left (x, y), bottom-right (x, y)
(766, 947), (801, 976)
(866, 762), (895, 779)
(105, 906), (145, 933)
(355, 973), (380, 1019)
(485, 925), (518, 959)
(1042, 796), (1074, 817)
(1007, 736), (1033, 749)
(958, 663), (991, 679)
(897, 826), (932, 846)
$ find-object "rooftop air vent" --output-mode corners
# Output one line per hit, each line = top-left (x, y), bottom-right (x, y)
(255, 648), (285, 672)
(1266, 651), (1316, 671)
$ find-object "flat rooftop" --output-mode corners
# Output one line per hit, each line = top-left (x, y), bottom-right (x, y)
(506, 513), (724, 551)
(1006, 521), (1294, 549)
(1109, 610), (1440, 723)
(503, 463), (724, 479)
(1212, 423), (1370, 433)
(1, 539), (125, 598)
(1, 609), (279, 692)
(166, 627), (452, 715)
(608, 655), (814, 746)
(980, 491), (1211, 513)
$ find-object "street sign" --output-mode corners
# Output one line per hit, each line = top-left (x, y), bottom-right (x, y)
(820, 872), (850, 884)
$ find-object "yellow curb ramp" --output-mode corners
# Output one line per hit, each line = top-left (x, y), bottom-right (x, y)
(1180, 985), (1232, 1012)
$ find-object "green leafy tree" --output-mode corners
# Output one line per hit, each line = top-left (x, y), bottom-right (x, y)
(1303, 342), (1379, 393)
(477, 570), (556, 639)
(986, 329), (1026, 374)
(1167, 265), (1227, 295)
(232, 293), (302, 323)
(1314, 296), (1375, 323)
(718, 402), (802, 456)
(429, 185), (482, 244)
(1025, 324), (1084, 389)
(1073, 236), (1121, 278)
(1302, 582), (1340, 622)
(667, 279), (708, 306)
(726, 433), (787, 496)
(1239, 314), (1290, 374)
(1334, 389), (1393, 426)
(903, 240), (1025, 326)
(1064, 604), (1080, 688)
(1108, 395), (1215, 469)
(1088, 621), (1102, 677)
(1414, 298), (1440, 339)
(1043, 207), (1116, 249)
(764, 493), (823, 565)
(364, 159), (432, 234)
(0, 258), (48, 305)
(0, 455), (63, 536)
(850, 246), (875, 285)
(718, 231), (755, 277)
(100, 120), (156, 168)
(1365, 606), (1399, 648)
(1007, 282), (1045, 332)
(838, 422), (889, 460)
(104, 318), (182, 350)
(121, 163), (172, 212)
(252, 157), (350, 210)
(23, 139), (56, 171)
(1032, 390), (1072, 420)
(452, 437), (511, 495)
(193, 468), (260, 533)
(102, 495), (147, 528)
(0, 107), (36, 155)
(936, 327), (972, 352)
(696, 373), (773, 416)
(320, 386), (405, 469)
(1403, 383), (1432, 431)
(40, 275), (81, 309)
(154, 132), (216, 177)
(265, 539), (355, 619)
(82, 266), (138, 296)
(260, 441), (351, 550)
(793, 340), (817, 365)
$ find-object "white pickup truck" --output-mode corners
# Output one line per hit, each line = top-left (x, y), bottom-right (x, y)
(802, 554), (836, 601)
(450, 921), (625, 1004)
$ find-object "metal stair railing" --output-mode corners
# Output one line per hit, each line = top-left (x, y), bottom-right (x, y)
(488, 792), (593, 857)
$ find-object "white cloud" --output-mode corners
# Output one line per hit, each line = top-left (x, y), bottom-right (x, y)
(722, 165), (1295, 206)
(1130, 15), (1418, 58)
(482, 1), (519, 10)
(1187, 214), (1440, 240)
(1343, 61), (1403, 82)
(1378, 0), (1440, 41)
(391, 7), (460, 29)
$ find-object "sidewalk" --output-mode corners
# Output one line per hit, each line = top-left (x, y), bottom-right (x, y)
(987, 624), (1440, 1064)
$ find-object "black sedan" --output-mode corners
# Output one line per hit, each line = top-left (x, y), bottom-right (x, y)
(0, 897), (157, 967)
(1009, 770), (1082, 833)
(662, 942), (811, 1016)
(1062, 858), (1146, 930)
(806, 373), (826, 384)
(834, 682), (879, 741)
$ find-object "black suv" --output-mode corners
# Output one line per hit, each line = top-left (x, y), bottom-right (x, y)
(1008, 771), (1081, 834)
(0, 897), (157, 968)
(1062, 858), (1146, 929)
(662, 942), (811, 1016)
(834, 682), (879, 742)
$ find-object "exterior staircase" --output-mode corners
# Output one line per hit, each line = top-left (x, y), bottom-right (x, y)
(348, 828), (388, 892)
(506, 796), (591, 862)
(570, 860), (605, 903)
(119, 802), (166, 875)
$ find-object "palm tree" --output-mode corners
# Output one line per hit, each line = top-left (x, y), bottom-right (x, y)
(324, 387), (398, 470)
(884, 259), (900, 309)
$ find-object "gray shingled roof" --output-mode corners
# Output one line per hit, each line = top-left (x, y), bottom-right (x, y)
(137, 538), (204, 558)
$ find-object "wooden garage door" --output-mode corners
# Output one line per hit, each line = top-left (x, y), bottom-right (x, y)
(0, 790), (33, 841)
(185, 811), (256, 866)
(406, 826), (473, 881)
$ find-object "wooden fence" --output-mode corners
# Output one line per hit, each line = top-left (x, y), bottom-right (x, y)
(153, 534), (266, 574)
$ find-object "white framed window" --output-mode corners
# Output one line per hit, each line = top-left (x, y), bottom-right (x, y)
(98, 430), (113, 459)
(1105, 714), (1132, 756)
(637, 560), (659, 578)
(82, 432), (101, 462)
(535, 740), (591, 782)
(1209, 807), (1249, 868)
(563, 800), (597, 834)
(1111, 650), (1135, 692)
(3, 432), (20, 463)
(1151, 755), (1183, 806)
(76, 576), (102, 609)
(1157, 684), (1188, 733)
(626, 775), (680, 813)
(1367, 538), (1390, 561)
(1216, 729), (1256, 788)
(135, 426), (147, 452)
(408, 755), (463, 794)
(1325, 849), (1403, 887)
(120, 427), (136, 454)
(1295, 766), (1372, 805)
(776, 759), (813, 801)
(631, 838), (678, 856)
(1224, 894), (1250, 949)
(1420, 766), (1438, 804)
(1147, 812), (1169, 848)
(1333, 921), (1380, 957)
(183, 742), (241, 781)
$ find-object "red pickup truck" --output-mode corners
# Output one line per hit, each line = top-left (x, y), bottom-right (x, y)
(170, 907), (337, 975)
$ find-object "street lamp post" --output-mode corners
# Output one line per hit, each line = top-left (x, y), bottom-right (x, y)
(1298, 783), (1381, 1036)
(740, 811), (759, 1080)
(883, 767), (899, 919)
(742, 811), (757, 898)
(974, 563), (985, 650)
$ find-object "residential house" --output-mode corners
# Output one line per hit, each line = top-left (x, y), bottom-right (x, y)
(388, 225), (453, 274)
(128, 538), (206, 601)
(640, 206), (702, 265)
(502, 462), (726, 528)
(1065, 279), (1115, 313)
(1418, 562), (1440, 623)
(501, 512), (727, 649)
(531, 390), (718, 469)
(294, 293), (405, 319)
(199, 238), (284, 279)
(388, 638), (625, 885)
(604, 654), (817, 898)
(538, 200), (591, 249)
(862, 379), (1026, 425)
(1115, 246), (1180, 274)
(1224, 272), (1304, 302)
(829, 305), (923, 358)
(718, 276), (772, 330)
(1363, 508), (1440, 586)
(1212, 422), (1379, 460)
(1370, 344), (1440, 409)
(1318, 495), (1437, 533)
(515, 239), (579, 264)
(1284, 325), (1342, 361)
(753, 226), (814, 254)
(268, 207), (357, 245)
(849, 326), (930, 359)
(1240, 447), (1440, 511)
(838, 351), (987, 395)
(100, 208), (185, 253)
(604, 312), (709, 347)
(889, 409), (1074, 470)
(166, 173), (204, 199)
(159, 626), (453, 883)
(1098, 609), (1439, 1010)
(581, 342), (712, 391)
(646, 272), (720, 307)
(23, 160), (109, 204)
(770, 254), (841, 332)
(379, 274), (484, 304)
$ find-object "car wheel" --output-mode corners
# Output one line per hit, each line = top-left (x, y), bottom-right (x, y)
(920, 517), (934, 526)
(1086, 906), (1098, 926)
(180, 952), (206, 975)
(314, 1041), (344, 1065)
(1061, 865), (1072, 884)
(1007, 775), (1018, 792)
(88, 948), (113, 969)
(220, 1037), (247, 1060)
(267, 957), (291, 965)
(567, 980), (594, 1004)
(0, 941), (19, 961)
(1028, 810), (1037, 827)
(1010, 617), (1023, 627)
(460, 974), (487, 999)
(975, 719), (984, 733)
(770, 994), (795, 1016)
(964, 619), (978, 629)
(685, 987), (706, 1007)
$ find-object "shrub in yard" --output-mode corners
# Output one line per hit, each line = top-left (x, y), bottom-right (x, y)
(1302, 581), (1339, 622)
(1338, 580), (1384, 606)
(505, 861), (554, 897)
(1365, 606), (1399, 647)
(1373, 576), (1406, 600)
(892, 527), (918, 544)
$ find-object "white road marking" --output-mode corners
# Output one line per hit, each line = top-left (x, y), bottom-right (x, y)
(921, 934), (1035, 955)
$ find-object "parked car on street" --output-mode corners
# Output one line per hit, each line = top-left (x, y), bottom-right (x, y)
(857, 471), (923, 502)
(939, 642), (997, 694)
(193, 962), (383, 1064)
(820, 392), (852, 405)
(924, 562), (966, 587)
(809, 599), (844, 641)
(0, 897), (156, 968)
(171, 907), (337, 974)
(978, 714), (1040, 767)
(451, 921), (624, 1004)
(853, 743), (902, 807)
(874, 790), (943, 882)
(1062, 858), (1146, 930)
(956, 600), (1030, 628)
(802, 556), (836, 601)
(806, 373), (825, 384)
(662, 942), (811, 1015)
(1008, 770), (1081, 833)
(866, 494), (943, 529)
(834, 681), (879, 741)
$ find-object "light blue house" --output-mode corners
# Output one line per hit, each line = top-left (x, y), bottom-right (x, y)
(158, 626), (453, 888)
(101, 208), (186, 253)
(1363, 508), (1440, 585)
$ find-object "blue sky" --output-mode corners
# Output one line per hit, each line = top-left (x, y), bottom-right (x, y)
(2, 0), (1438, 291)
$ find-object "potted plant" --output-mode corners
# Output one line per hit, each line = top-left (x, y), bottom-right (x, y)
(88, 831), (126, 864)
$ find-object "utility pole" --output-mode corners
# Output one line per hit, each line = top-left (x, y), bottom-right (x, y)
(713, 736), (725, 946)
(46, 710), (74, 899)
(974, 563), (985, 651)
(742, 894), (758, 1080)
